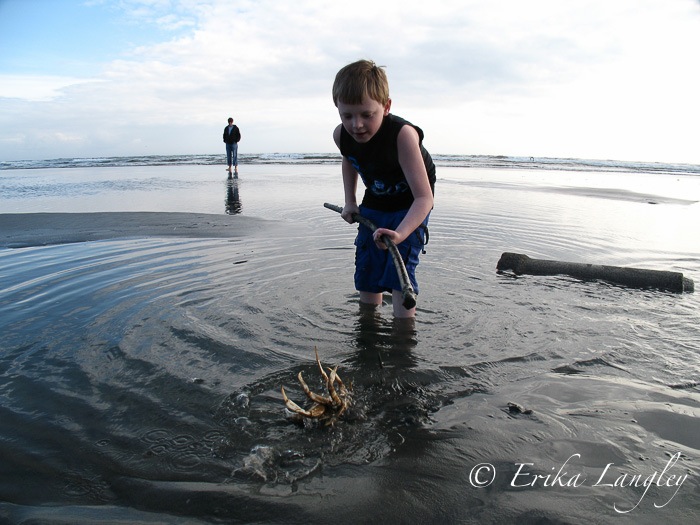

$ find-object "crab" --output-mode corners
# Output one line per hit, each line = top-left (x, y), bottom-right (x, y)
(281, 347), (351, 426)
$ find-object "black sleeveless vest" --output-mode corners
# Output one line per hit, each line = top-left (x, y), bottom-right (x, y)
(340, 114), (436, 212)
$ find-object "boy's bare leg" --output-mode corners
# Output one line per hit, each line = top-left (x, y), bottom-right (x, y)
(359, 291), (383, 306)
(392, 289), (416, 318)
(359, 291), (416, 318)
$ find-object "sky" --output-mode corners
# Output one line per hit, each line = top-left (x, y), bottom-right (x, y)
(1, 0), (699, 164)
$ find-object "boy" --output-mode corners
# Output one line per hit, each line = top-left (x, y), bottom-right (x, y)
(332, 59), (436, 318)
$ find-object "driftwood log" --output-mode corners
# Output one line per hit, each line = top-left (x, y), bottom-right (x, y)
(497, 252), (694, 293)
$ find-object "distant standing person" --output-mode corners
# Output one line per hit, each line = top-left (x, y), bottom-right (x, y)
(223, 117), (241, 176)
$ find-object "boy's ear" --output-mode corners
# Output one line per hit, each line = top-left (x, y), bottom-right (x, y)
(384, 98), (392, 115)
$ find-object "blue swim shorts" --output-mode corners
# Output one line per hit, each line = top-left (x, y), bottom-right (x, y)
(353, 206), (429, 294)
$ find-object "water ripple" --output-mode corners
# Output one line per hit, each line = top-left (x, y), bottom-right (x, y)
(1, 165), (699, 522)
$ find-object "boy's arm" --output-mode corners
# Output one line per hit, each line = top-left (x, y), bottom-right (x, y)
(334, 124), (360, 223)
(374, 125), (433, 246)
(341, 158), (360, 222)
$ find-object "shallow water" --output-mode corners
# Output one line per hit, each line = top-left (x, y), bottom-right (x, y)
(1, 164), (699, 523)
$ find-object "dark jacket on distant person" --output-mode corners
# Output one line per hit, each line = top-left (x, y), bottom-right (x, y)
(223, 125), (241, 144)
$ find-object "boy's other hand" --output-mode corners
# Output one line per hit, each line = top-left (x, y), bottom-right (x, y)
(341, 203), (360, 224)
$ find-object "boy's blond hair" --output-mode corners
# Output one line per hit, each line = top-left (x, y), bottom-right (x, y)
(332, 59), (390, 106)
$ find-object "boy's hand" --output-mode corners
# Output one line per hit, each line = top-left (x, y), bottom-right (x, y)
(341, 203), (360, 224)
(373, 227), (400, 250)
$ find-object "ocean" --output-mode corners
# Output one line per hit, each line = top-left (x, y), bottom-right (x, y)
(1, 154), (699, 523)
(4, 152), (700, 174)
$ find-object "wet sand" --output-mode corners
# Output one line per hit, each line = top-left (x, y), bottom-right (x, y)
(0, 212), (279, 249)
(1, 164), (699, 523)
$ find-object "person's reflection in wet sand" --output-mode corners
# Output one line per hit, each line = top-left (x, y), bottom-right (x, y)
(346, 299), (440, 431)
(225, 179), (242, 215)
(350, 299), (418, 378)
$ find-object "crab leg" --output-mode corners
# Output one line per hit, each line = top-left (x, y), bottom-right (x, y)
(314, 347), (330, 384)
(281, 386), (315, 417)
(326, 367), (344, 407)
(297, 371), (333, 405)
(330, 372), (350, 417)
(333, 372), (349, 399)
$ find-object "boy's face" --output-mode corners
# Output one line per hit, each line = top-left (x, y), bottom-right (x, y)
(337, 96), (391, 143)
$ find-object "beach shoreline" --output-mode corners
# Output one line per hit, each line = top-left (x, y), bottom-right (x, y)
(1, 162), (698, 522)
(0, 211), (279, 249)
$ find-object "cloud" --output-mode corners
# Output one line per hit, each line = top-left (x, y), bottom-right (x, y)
(0, 74), (104, 102)
(1, 0), (699, 162)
